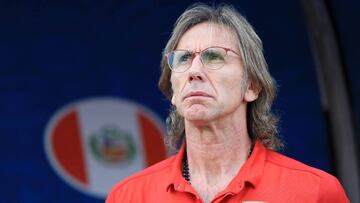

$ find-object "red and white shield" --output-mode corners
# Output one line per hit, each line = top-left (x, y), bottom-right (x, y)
(44, 97), (167, 199)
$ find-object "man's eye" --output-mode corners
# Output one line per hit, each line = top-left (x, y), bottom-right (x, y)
(178, 53), (192, 63)
(203, 51), (225, 62)
(176, 53), (192, 65)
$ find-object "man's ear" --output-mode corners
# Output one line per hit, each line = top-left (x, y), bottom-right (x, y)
(244, 81), (261, 102)
(171, 95), (175, 105)
(170, 75), (176, 105)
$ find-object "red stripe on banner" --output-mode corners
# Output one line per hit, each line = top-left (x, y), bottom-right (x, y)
(137, 111), (167, 166)
(52, 109), (88, 186)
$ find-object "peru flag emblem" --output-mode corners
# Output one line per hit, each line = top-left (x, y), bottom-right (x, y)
(44, 97), (167, 199)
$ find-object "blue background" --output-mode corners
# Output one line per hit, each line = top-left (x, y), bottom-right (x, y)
(1, 0), (359, 202)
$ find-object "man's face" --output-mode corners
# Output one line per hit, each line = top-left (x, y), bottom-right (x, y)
(170, 23), (258, 124)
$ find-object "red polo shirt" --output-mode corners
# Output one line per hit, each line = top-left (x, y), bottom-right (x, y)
(106, 140), (349, 203)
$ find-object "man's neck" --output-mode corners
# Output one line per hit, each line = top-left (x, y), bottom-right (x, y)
(184, 119), (252, 202)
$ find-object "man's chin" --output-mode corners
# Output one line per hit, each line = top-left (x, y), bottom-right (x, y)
(184, 112), (215, 125)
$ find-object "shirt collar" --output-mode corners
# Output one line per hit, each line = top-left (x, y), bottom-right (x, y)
(166, 143), (188, 192)
(166, 139), (267, 192)
(233, 139), (267, 188)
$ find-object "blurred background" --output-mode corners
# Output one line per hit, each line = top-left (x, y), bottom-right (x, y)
(1, 0), (359, 202)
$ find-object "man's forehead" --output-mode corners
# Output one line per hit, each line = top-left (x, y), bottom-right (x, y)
(176, 22), (239, 51)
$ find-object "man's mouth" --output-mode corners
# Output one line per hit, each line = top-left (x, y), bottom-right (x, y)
(183, 91), (212, 101)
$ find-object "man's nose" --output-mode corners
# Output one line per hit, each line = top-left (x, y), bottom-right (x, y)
(187, 55), (205, 82)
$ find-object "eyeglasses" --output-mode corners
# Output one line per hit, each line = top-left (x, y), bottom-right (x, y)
(165, 46), (240, 73)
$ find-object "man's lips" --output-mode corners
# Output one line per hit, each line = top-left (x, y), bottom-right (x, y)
(183, 91), (212, 101)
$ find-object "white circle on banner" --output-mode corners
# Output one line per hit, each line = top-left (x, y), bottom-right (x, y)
(44, 97), (167, 199)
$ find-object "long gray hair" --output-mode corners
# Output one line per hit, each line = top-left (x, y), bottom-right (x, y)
(158, 3), (283, 151)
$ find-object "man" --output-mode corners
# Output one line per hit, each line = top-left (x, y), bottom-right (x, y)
(106, 3), (349, 203)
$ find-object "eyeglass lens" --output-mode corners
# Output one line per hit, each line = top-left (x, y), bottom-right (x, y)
(168, 47), (227, 72)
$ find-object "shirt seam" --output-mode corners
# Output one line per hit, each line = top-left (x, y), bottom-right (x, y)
(113, 161), (177, 191)
(266, 158), (324, 179)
